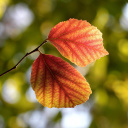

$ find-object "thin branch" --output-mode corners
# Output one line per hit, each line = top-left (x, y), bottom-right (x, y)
(0, 39), (48, 77)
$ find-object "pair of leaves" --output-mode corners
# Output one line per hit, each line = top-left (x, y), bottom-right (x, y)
(30, 18), (109, 108)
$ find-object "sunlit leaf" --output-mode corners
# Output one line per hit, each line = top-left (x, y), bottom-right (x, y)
(48, 18), (109, 67)
(30, 53), (92, 108)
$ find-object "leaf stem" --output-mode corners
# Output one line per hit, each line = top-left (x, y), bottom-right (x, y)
(0, 39), (48, 77)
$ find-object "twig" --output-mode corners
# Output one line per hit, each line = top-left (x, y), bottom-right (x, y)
(0, 39), (48, 77)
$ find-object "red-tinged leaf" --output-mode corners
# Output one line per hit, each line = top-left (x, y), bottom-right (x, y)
(30, 53), (92, 108)
(48, 18), (109, 67)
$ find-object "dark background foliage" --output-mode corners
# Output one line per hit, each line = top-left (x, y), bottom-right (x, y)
(0, 0), (128, 128)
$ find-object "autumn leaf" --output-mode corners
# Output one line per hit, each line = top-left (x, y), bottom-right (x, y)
(30, 53), (92, 108)
(48, 18), (109, 67)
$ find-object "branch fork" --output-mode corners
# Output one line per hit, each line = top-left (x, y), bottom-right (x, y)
(0, 39), (47, 77)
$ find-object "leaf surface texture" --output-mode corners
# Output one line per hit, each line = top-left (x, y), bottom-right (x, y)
(31, 53), (92, 108)
(48, 18), (109, 66)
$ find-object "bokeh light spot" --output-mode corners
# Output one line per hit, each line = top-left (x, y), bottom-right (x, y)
(2, 79), (20, 104)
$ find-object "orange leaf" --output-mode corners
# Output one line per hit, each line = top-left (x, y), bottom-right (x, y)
(30, 53), (92, 108)
(48, 18), (109, 67)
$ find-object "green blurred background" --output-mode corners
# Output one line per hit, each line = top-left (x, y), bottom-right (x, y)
(0, 0), (128, 128)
